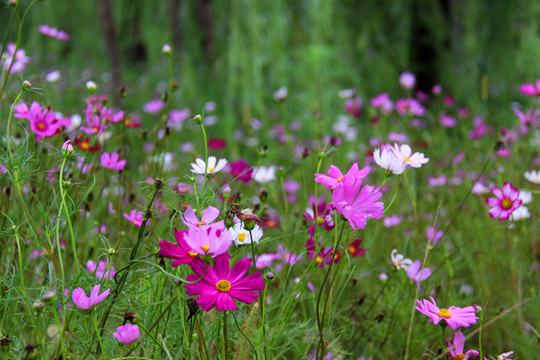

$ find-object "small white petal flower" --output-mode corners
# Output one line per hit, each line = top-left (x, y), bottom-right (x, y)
(230, 222), (263, 246)
(373, 147), (406, 175)
(391, 249), (413, 270)
(190, 156), (227, 175)
(391, 143), (429, 168)
(524, 170), (540, 184)
(253, 165), (276, 183)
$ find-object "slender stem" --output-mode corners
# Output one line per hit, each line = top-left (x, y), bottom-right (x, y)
(6, 89), (24, 154)
(91, 314), (105, 359)
(383, 175), (400, 214)
(222, 311), (228, 360)
(59, 156), (79, 269)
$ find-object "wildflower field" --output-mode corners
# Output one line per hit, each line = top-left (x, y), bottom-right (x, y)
(1, 1), (539, 359)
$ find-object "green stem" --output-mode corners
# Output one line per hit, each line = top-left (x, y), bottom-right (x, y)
(59, 156), (79, 270)
(222, 311), (228, 360)
(91, 314), (105, 359)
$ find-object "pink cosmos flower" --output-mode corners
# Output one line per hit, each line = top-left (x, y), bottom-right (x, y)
(440, 114), (457, 128)
(406, 261), (432, 288)
(38, 25), (70, 41)
(15, 102), (65, 141)
(395, 98), (425, 116)
(519, 79), (540, 96)
(1, 43), (30, 73)
(415, 297), (478, 330)
(86, 260), (116, 279)
(485, 183), (522, 221)
(399, 72), (416, 89)
(445, 332), (479, 360)
(314, 163), (370, 191)
(168, 109), (191, 130)
(113, 324), (140, 345)
(183, 225), (232, 256)
(159, 228), (202, 267)
(514, 108), (540, 134)
(391, 143), (429, 168)
(123, 209), (144, 227)
(306, 227), (339, 267)
(182, 206), (224, 229)
(383, 215), (402, 227)
(346, 238), (366, 257)
(370, 93), (393, 113)
(331, 177), (384, 231)
(344, 97), (362, 118)
(426, 226), (444, 244)
(185, 254), (265, 311)
(100, 152), (127, 171)
(72, 284), (110, 310)
(143, 99), (165, 114)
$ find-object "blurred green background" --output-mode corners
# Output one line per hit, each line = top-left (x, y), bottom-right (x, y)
(2, 0), (540, 127)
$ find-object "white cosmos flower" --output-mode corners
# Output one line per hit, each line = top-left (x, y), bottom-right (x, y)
(524, 170), (540, 184)
(519, 190), (533, 204)
(230, 222), (263, 246)
(373, 146), (407, 175)
(190, 156), (227, 175)
(253, 165), (276, 183)
(510, 205), (530, 221)
(391, 249), (413, 270)
(391, 143), (429, 168)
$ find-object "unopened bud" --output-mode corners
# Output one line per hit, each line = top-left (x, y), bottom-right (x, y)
(266, 272), (274, 280)
(9, 0), (17, 6)
(33, 301), (45, 312)
(162, 44), (171, 55)
(107, 247), (116, 255)
(62, 140), (74, 156)
(42, 290), (56, 303)
(22, 80), (32, 89)
(318, 152), (327, 159)
(193, 114), (203, 124)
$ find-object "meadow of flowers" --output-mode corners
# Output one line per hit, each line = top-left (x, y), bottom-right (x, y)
(0, 1), (539, 359)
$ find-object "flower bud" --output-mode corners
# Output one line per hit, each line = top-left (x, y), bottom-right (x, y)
(62, 140), (74, 156)
(41, 290), (57, 303)
(193, 114), (203, 124)
(86, 80), (97, 93)
(162, 44), (172, 55)
(22, 80), (32, 90)
(33, 301), (45, 312)
(266, 272), (274, 280)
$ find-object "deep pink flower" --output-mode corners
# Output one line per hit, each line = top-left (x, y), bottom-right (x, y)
(445, 332), (479, 360)
(72, 284), (110, 310)
(331, 177), (384, 231)
(143, 99), (164, 114)
(485, 183), (522, 221)
(185, 254), (265, 311)
(314, 163), (370, 191)
(229, 159), (253, 183)
(159, 228), (202, 267)
(113, 324), (140, 345)
(514, 109), (540, 134)
(16, 102), (65, 141)
(303, 201), (334, 231)
(426, 226), (444, 244)
(344, 97), (362, 118)
(100, 152), (127, 171)
(395, 98), (425, 116)
(415, 297), (478, 330)
(306, 225), (340, 267)
(346, 238), (366, 257)
(208, 138), (226, 150)
(519, 80), (540, 96)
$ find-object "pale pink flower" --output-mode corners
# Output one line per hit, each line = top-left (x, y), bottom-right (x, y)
(100, 152), (126, 171)
(399, 72), (416, 89)
(123, 209), (144, 227)
(415, 297), (478, 330)
(314, 163), (370, 191)
(113, 323), (140, 344)
(445, 331), (479, 359)
(38, 25), (70, 40)
(406, 260), (431, 288)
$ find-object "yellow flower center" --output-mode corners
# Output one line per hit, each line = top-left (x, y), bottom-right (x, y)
(208, 167), (215, 173)
(437, 308), (451, 318)
(37, 123), (46, 130)
(315, 256), (323, 264)
(125, 119), (132, 126)
(201, 243), (210, 253)
(347, 245), (356, 254)
(501, 198), (513, 210)
(197, 221), (206, 226)
(80, 142), (89, 151)
(337, 176), (344, 182)
(455, 354), (466, 360)
(404, 156), (410, 162)
(316, 216), (324, 225)
(93, 126), (99, 133)
(215, 279), (231, 292)
(237, 233), (247, 242)
(188, 251), (199, 258)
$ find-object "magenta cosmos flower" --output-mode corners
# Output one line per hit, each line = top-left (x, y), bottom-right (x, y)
(123, 209), (144, 227)
(38, 25), (70, 41)
(72, 284), (110, 310)
(519, 79), (540, 96)
(182, 206), (224, 229)
(159, 228), (202, 267)
(485, 182), (522, 221)
(416, 297), (478, 330)
(100, 152), (127, 171)
(314, 163), (370, 191)
(185, 254), (265, 311)
(113, 323), (140, 345)
(445, 332), (479, 360)
(331, 177), (384, 231)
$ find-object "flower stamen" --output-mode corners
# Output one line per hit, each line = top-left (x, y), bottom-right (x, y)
(438, 308), (451, 318)
(215, 279), (231, 292)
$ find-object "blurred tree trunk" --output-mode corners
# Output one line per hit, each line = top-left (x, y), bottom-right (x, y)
(97, 0), (122, 97)
(121, 0), (147, 66)
(198, 0), (213, 58)
(169, 0), (183, 51)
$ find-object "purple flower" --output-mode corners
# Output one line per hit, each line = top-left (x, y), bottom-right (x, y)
(113, 323), (140, 345)
(38, 25), (70, 40)
(445, 332), (479, 359)
(86, 260), (115, 279)
(72, 284), (110, 310)
(399, 72), (416, 89)
(485, 183), (522, 221)
(406, 261), (431, 288)
(1, 43), (30, 73)
(143, 99), (165, 114)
